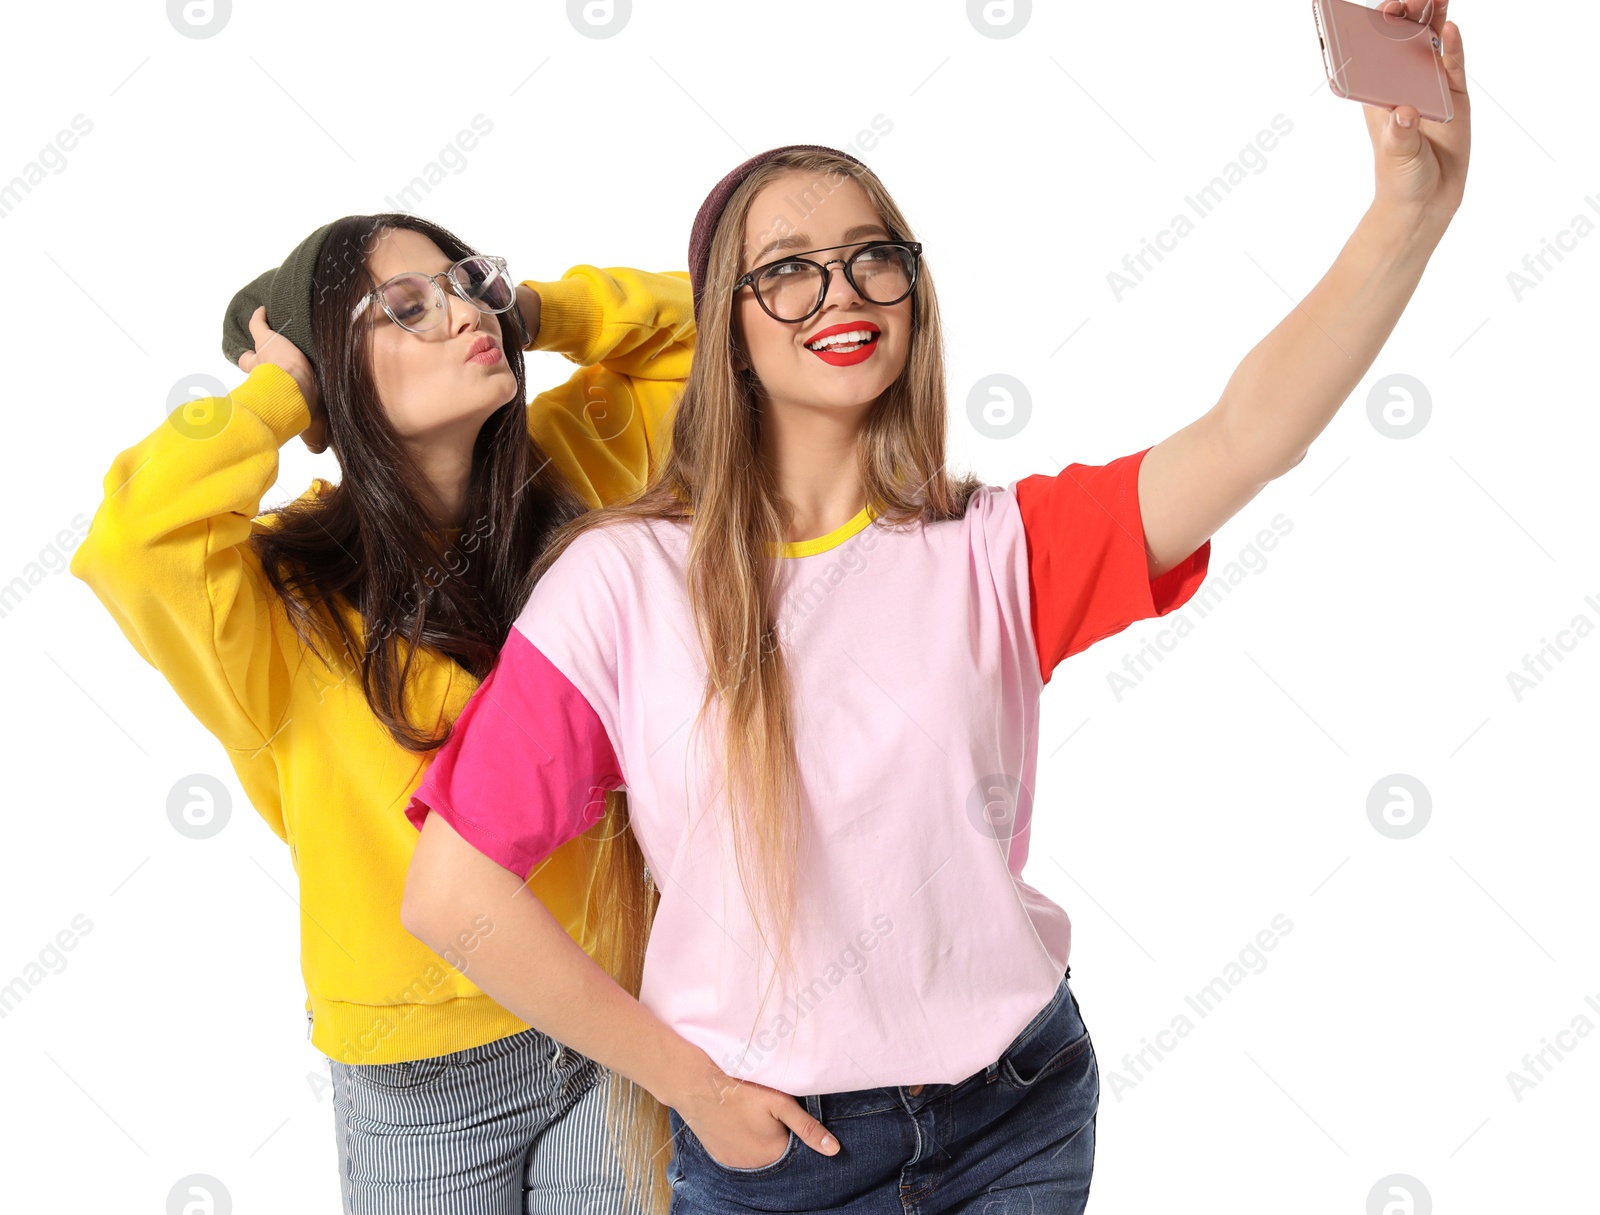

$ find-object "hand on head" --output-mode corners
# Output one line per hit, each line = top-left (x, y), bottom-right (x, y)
(237, 305), (327, 453)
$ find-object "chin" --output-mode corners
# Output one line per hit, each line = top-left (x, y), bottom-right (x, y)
(819, 375), (893, 407)
(478, 370), (518, 401)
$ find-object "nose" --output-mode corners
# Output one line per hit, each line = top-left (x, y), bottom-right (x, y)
(447, 286), (483, 337)
(816, 257), (865, 313)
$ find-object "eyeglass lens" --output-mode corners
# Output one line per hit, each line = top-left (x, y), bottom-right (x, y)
(755, 244), (916, 321)
(380, 257), (515, 332)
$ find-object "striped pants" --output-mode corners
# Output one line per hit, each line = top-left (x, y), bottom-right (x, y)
(328, 1025), (645, 1214)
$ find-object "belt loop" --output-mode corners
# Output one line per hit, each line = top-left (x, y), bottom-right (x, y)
(806, 1092), (822, 1121)
(985, 1059), (999, 1084)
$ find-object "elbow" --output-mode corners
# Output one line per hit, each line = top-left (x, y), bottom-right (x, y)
(67, 536), (96, 586)
(68, 516), (111, 585)
(399, 891), (439, 946)
(1251, 440), (1310, 484)
(399, 859), (449, 947)
(398, 887), (424, 939)
(402, 811), (515, 949)
(400, 896), (448, 955)
(1213, 402), (1309, 483)
(69, 511), (144, 593)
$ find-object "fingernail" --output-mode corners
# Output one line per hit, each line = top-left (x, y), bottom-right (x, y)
(821, 1134), (838, 1153)
(1397, 113), (1414, 128)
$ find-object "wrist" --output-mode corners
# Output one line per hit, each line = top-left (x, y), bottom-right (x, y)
(238, 361), (314, 445)
(516, 283), (541, 348)
(517, 272), (603, 361)
(640, 1034), (727, 1112)
(292, 369), (319, 412)
(1363, 199), (1450, 255)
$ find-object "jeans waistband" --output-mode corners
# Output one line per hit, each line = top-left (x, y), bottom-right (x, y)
(801, 967), (1072, 1121)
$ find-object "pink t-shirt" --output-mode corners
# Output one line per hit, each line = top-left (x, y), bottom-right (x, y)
(406, 447), (1210, 1094)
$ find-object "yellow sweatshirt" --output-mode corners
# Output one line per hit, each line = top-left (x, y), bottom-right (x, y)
(71, 266), (692, 1065)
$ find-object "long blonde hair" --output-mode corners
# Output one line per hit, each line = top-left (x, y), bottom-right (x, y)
(552, 148), (982, 1211)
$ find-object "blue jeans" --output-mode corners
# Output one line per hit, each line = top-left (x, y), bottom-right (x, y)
(665, 970), (1098, 1214)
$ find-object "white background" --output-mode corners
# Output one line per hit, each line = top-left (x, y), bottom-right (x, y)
(0, 1), (1594, 1211)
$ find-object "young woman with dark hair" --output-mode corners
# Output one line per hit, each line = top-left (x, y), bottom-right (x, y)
(72, 211), (692, 1213)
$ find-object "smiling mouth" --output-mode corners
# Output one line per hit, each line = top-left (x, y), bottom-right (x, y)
(804, 329), (881, 355)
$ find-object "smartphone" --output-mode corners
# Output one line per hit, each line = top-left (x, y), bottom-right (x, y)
(1313, 0), (1454, 123)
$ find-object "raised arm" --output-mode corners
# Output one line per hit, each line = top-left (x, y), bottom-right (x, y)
(69, 311), (321, 837)
(517, 266), (694, 380)
(1137, 4), (1469, 576)
(515, 266), (695, 508)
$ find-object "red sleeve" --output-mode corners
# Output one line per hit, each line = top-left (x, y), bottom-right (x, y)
(1015, 446), (1211, 684)
(404, 627), (621, 878)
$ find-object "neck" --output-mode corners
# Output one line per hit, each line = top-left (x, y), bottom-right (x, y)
(407, 422), (478, 531)
(758, 395), (871, 543)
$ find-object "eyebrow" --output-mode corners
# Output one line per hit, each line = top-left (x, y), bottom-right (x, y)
(749, 222), (891, 265)
(369, 264), (449, 287)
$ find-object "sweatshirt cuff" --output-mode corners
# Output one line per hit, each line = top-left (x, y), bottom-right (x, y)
(520, 274), (604, 363)
(234, 362), (313, 446)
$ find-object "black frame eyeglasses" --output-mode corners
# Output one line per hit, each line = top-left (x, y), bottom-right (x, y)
(350, 254), (516, 334)
(734, 239), (923, 324)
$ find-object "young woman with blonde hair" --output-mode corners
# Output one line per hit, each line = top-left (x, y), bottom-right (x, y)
(402, 22), (1469, 1208)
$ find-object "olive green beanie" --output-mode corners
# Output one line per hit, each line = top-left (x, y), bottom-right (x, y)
(221, 218), (345, 375)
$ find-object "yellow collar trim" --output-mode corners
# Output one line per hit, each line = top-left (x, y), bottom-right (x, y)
(771, 504), (877, 559)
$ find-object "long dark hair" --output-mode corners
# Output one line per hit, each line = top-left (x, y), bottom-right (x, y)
(250, 213), (589, 751)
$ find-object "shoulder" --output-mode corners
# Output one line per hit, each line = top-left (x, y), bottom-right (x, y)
(518, 515), (680, 629)
(956, 481), (1024, 544)
(549, 514), (678, 575)
(1013, 450), (1148, 518)
(960, 482), (1013, 519)
(867, 478), (1004, 532)
(855, 482), (1015, 557)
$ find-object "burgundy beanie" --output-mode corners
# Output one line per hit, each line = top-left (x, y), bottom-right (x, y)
(687, 144), (869, 324)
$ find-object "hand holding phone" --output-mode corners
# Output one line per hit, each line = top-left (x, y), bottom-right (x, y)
(1314, 0), (1454, 123)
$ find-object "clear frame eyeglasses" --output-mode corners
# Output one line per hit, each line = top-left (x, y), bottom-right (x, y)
(734, 239), (922, 324)
(350, 254), (516, 334)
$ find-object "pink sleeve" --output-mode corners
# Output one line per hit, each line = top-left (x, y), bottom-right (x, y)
(1014, 446), (1211, 684)
(404, 627), (622, 878)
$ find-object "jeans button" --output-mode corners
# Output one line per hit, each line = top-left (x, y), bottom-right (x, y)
(908, 1083), (924, 1096)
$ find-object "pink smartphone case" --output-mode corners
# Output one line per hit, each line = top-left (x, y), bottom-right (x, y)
(1313, 0), (1454, 123)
